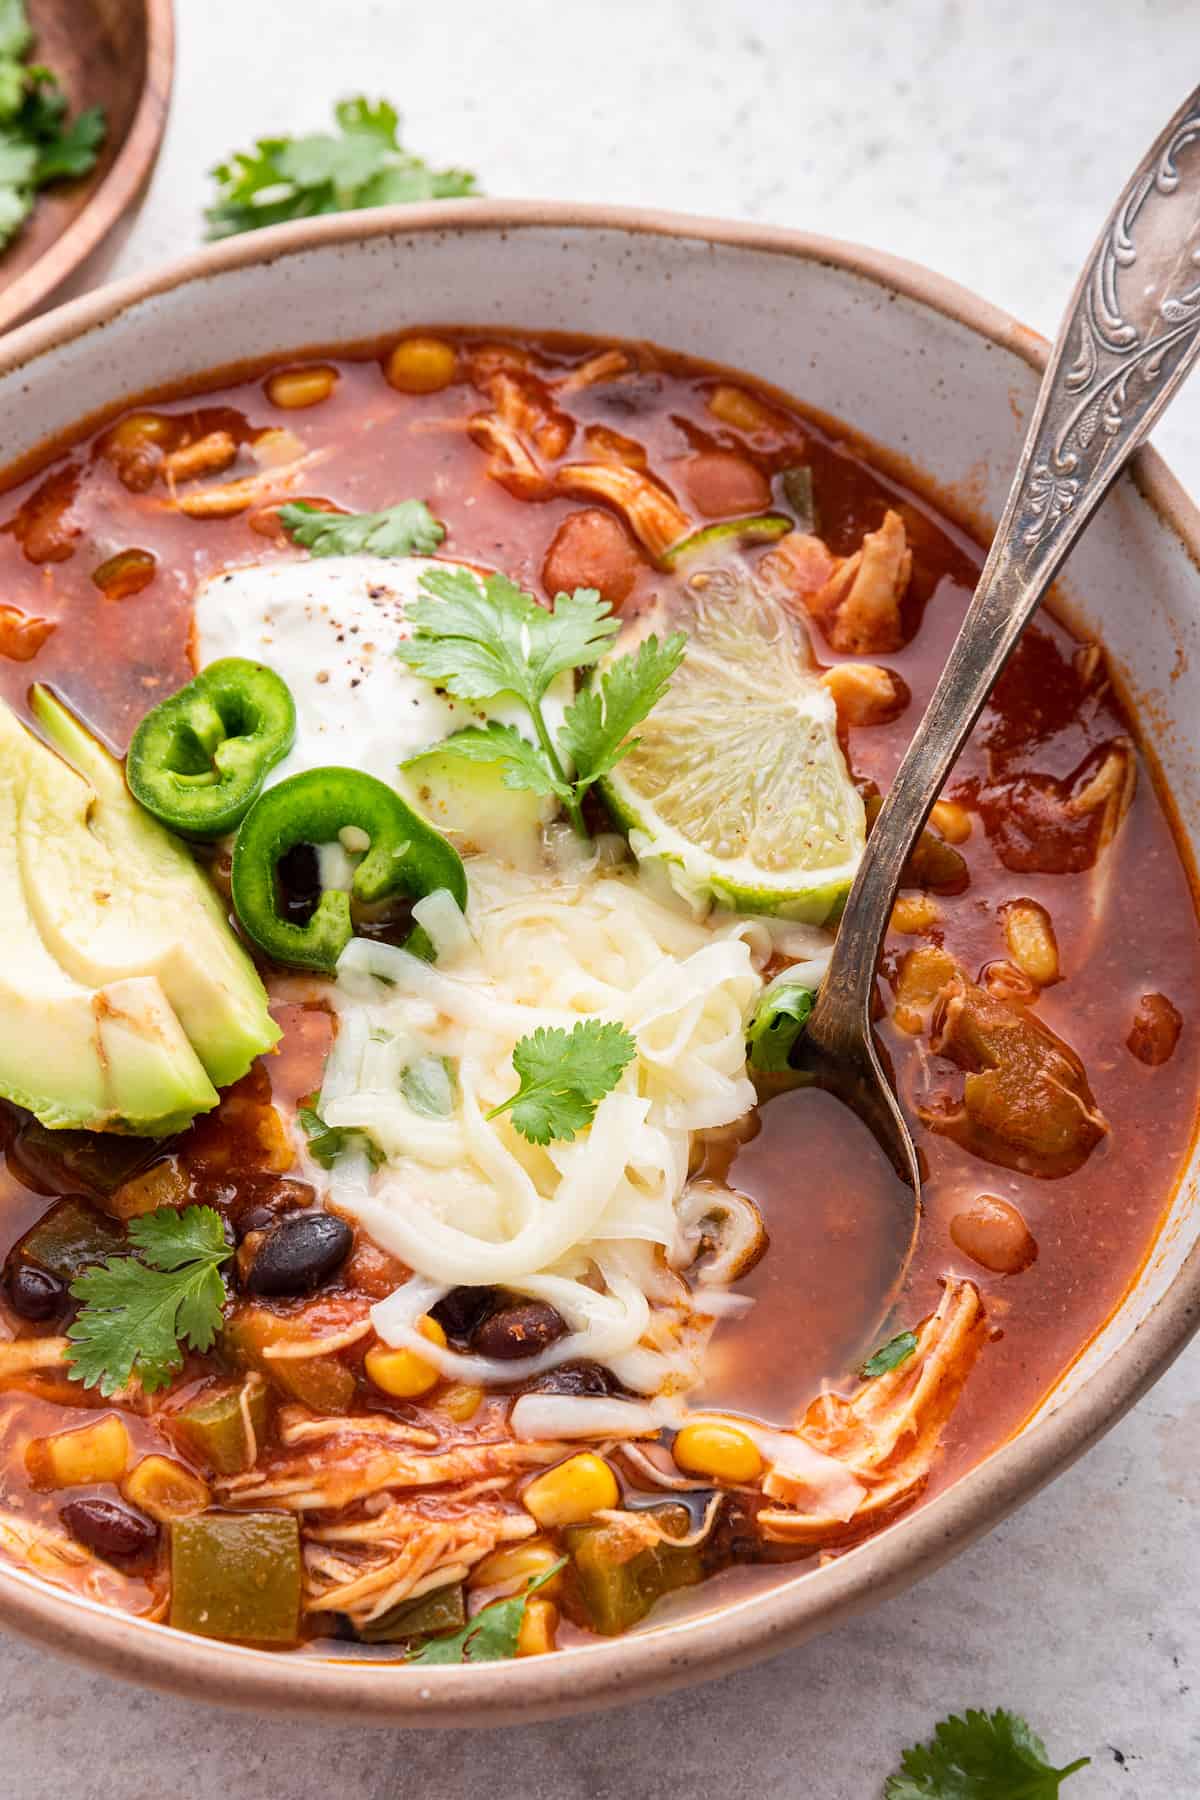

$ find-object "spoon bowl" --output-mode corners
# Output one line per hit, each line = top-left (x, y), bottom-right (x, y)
(803, 81), (1200, 1274)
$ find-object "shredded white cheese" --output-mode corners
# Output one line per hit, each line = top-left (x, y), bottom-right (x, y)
(315, 859), (774, 1393)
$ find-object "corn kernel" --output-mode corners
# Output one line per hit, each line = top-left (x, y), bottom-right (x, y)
(1002, 899), (1060, 986)
(439, 1382), (483, 1422)
(891, 892), (941, 935)
(109, 411), (173, 452)
(673, 1421), (763, 1484)
(930, 799), (972, 844)
(384, 335), (458, 394)
(163, 430), (238, 482)
(469, 1537), (564, 1598)
(26, 1413), (131, 1491)
(522, 1452), (619, 1528)
(364, 1315), (446, 1399)
(122, 1455), (210, 1521)
(516, 1595), (558, 1657)
(266, 365), (339, 409)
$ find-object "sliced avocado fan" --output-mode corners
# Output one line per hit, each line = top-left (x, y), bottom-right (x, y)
(0, 690), (279, 1136)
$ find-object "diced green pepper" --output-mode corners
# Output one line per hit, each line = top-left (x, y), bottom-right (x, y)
(14, 1197), (124, 1282)
(127, 658), (296, 840)
(169, 1381), (271, 1475)
(222, 1306), (356, 1413)
(662, 513), (792, 568)
(170, 1511), (301, 1643)
(356, 1581), (466, 1645)
(10, 1121), (161, 1200)
(565, 1510), (704, 1637)
(779, 465), (818, 535)
(230, 765), (468, 975)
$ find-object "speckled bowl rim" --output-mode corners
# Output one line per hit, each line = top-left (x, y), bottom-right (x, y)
(0, 200), (1196, 1725)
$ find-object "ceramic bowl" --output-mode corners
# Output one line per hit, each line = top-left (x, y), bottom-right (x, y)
(0, 203), (1196, 1723)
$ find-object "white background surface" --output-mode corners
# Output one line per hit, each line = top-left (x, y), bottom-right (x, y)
(3, 1), (1198, 1794)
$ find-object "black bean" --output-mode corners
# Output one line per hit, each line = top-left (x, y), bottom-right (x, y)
(59, 1498), (157, 1562)
(4, 1262), (66, 1322)
(525, 1360), (619, 1397)
(241, 1210), (353, 1296)
(430, 1286), (499, 1341)
(471, 1300), (567, 1361)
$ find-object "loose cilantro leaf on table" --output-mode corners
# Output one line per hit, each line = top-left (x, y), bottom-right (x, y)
(397, 566), (685, 837)
(884, 1708), (1090, 1799)
(66, 1206), (232, 1398)
(860, 1328), (919, 1379)
(407, 1561), (564, 1665)
(206, 96), (478, 240)
(488, 1019), (637, 1145)
(0, 5), (106, 250)
(279, 498), (444, 559)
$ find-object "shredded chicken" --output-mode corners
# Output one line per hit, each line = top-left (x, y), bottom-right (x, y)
(0, 1338), (70, 1381)
(764, 511), (911, 655)
(163, 449), (329, 517)
(557, 462), (689, 560)
(217, 1419), (566, 1512)
(0, 1509), (159, 1613)
(555, 349), (632, 393)
(758, 1279), (986, 1544)
(304, 1497), (534, 1625)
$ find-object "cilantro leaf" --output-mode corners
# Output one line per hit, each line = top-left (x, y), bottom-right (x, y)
(0, 0), (29, 61)
(400, 1055), (457, 1118)
(559, 631), (687, 785)
(0, 40), (106, 250)
(398, 568), (618, 708)
(745, 981), (815, 1073)
(298, 1100), (384, 1170)
(395, 567), (676, 840)
(411, 722), (572, 802)
(489, 1019), (637, 1145)
(407, 1561), (564, 1665)
(279, 498), (444, 559)
(860, 1328), (919, 1380)
(885, 1709), (1090, 1799)
(206, 96), (479, 240)
(65, 1206), (232, 1398)
(32, 102), (105, 181)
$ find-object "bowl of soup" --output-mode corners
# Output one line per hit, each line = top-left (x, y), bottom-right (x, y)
(0, 201), (1195, 1722)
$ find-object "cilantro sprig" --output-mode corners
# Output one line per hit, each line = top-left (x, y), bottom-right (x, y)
(206, 97), (478, 240)
(279, 498), (444, 559)
(66, 1206), (232, 1398)
(885, 1708), (1089, 1799)
(397, 566), (686, 837)
(407, 1561), (565, 1665)
(0, 1), (105, 250)
(488, 1019), (637, 1145)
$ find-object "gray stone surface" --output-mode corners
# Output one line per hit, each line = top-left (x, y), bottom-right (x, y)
(4, 0), (1197, 1793)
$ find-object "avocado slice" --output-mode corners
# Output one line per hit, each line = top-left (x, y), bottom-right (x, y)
(24, 687), (280, 1089)
(0, 708), (218, 1133)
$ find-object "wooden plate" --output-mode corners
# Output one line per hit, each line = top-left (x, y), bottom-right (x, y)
(0, 0), (173, 334)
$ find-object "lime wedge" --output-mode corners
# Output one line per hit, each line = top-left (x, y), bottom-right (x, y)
(600, 566), (865, 921)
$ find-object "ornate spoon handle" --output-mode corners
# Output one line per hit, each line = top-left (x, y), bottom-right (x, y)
(811, 85), (1200, 1058)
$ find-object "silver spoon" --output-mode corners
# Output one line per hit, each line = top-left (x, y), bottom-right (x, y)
(796, 84), (1200, 1277)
